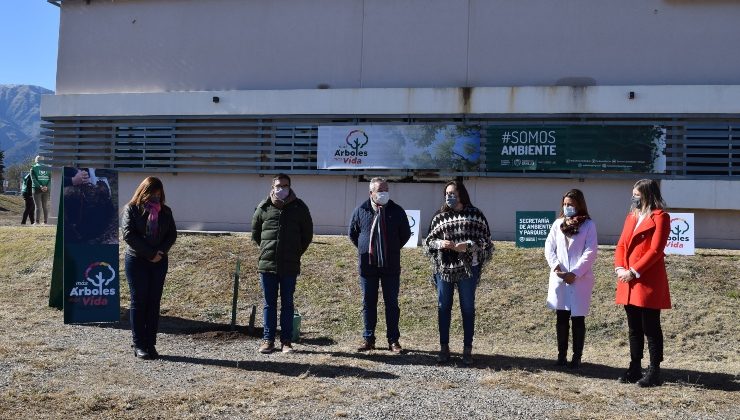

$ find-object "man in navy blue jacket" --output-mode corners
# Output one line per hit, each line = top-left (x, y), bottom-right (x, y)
(349, 177), (411, 353)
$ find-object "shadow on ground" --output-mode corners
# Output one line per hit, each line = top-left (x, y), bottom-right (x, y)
(84, 314), (737, 391)
(306, 348), (739, 392)
(87, 311), (337, 346)
(156, 354), (398, 380)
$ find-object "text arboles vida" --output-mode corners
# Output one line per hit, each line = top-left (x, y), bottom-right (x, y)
(69, 285), (117, 306)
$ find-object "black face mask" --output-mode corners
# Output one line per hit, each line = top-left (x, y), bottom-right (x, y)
(631, 196), (641, 208)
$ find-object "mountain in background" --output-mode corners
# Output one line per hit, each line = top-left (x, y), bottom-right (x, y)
(0, 84), (54, 166)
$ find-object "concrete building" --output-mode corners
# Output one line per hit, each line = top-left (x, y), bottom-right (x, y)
(41, 0), (740, 248)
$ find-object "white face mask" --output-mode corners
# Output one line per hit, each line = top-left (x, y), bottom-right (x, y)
(274, 187), (289, 200)
(563, 205), (577, 217)
(373, 191), (390, 206)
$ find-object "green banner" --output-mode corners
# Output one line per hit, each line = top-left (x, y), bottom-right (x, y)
(486, 126), (666, 173)
(49, 180), (64, 310)
(516, 211), (556, 248)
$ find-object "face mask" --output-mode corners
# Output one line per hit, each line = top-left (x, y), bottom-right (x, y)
(445, 194), (458, 207)
(563, 205), (577, 218)
(274, 187), (289, 200)
(148, 196), (160, 204)
(631, 196), (641, 208)
(374, 191), (389, 206)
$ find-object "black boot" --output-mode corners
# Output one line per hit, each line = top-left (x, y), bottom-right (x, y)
(555, 312), (569, 366)
(637, 365), (662, 387)
(437, 344), (450, 364)
(568, 317), (585, 369)
(618, 360), (642, 383)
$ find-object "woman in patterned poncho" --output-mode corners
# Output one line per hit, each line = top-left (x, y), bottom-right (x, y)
(424, 180), (493, 365)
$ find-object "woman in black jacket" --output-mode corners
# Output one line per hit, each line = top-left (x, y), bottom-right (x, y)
(122, 177), (177, 360)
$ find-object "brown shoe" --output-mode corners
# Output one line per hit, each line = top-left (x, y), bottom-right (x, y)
(357, 339), (375, 352)
(258, 339), (275, 354)
(389, 341), (403, 353)
(281, 342), (295, 354)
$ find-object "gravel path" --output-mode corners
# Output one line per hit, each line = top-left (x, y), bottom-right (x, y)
(2, 316), (737, 419)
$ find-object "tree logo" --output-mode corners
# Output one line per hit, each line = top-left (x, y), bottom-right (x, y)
(669, 218), (691, 241)
(333, 129), (369, 165)
(346, 130), (369, 153)
(407, 214), (416, 228)
(85, 262), (116, 287)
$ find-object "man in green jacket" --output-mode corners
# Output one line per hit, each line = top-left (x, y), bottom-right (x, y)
(30, 155), (51, 224)
(251, 173), (313, 354)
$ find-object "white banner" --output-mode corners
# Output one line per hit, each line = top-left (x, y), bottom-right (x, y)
(404, 210), (421, 248)
(665, 213), (695, 255)
(317, 125), (481, 170)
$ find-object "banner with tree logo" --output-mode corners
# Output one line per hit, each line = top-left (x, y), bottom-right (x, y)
(50, 167), (120, 323)
(486, 125), (666, 173)
(317, 125), (481, 170)
(665, 213), (695, 255)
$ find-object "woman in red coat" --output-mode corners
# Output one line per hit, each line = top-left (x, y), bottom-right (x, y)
(614, 179), (671, 387)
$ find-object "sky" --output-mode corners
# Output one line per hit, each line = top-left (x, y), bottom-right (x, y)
(0, 0), (60, 91)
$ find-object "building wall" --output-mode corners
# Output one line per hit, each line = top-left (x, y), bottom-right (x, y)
(48, 171), (739, 249)
(56, 0), (740, 94)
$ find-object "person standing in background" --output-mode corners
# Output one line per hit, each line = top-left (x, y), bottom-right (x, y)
(20, 172), (35, 225)
(30, 155), (51, 224)
(544, 189), (598, 369)
(614, 179), (672, 387)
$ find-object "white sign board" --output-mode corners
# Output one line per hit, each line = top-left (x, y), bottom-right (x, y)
(665, 213), (695, 255)
(404, 210), (421, 248)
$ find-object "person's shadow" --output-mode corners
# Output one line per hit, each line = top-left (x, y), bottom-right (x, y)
(156, 354), (398, 380)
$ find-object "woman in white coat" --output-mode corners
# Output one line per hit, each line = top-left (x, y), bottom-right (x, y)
(544, 189), (598, 368)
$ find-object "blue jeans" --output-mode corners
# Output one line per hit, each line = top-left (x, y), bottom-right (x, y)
(360, 274), (400, 343)
(259, 272), (297, 343)
(125, 253), (168, 349)
(436, 265), (480, 347)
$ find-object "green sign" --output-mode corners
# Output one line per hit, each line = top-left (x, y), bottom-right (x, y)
(486, 126), (666, 173)
(54, 167), (120, 324)
(516, 211), (556, 248)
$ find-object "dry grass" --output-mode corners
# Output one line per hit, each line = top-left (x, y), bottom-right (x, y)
(0, 200), (738, 418)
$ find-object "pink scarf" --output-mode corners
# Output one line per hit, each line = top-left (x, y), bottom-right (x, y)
(144, 200), (161, 239)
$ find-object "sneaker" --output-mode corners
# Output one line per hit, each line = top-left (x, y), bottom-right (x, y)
(389, 341), (403, 353)
(281, 342), (295, 354)
(258, 339), (275, 354)
(357, 339), (375, 352)
(462, 345), (474, 366)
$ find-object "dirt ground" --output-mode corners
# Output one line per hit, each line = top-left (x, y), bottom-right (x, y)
(0, 197), (738, 419)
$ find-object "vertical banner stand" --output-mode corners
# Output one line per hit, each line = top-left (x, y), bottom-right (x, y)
(49, 180), (64, 309)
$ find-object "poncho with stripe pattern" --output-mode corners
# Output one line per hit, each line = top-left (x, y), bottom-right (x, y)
(424, 206), (494, 283)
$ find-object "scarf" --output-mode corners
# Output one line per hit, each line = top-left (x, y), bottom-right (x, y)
(424, 206), (493, 283)
(368, 203), (388, 267)
(270, 189), (296, 209)
(144, 200), (161, 239)
(560, 215), (589, 237)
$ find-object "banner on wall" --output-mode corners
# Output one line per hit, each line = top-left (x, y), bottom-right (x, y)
(486, 125), (666, 173)
(49, 167), (120, 323)
(317, 125), (481, 170)
(404, 210), (421, 248)
(516, 211), (556, 248)
(665, 213), (695, 255)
